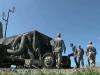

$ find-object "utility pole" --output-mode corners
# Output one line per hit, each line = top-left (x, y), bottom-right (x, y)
(2, 7), (15, 38)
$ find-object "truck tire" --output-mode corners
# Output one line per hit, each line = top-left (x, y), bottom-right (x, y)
(42, 52), (55, 68)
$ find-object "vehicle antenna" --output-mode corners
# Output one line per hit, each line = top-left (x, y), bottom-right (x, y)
(2, 6), (15, 38)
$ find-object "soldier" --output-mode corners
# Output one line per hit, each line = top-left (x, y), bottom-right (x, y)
(50, 33), (66, 68)
(86, 41), (97, 67)
(68, 43), (79, 68)
(77, 45), (84, 68)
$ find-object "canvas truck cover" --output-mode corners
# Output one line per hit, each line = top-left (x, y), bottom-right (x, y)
(2, 30), (53, 56)
(32, 31), (53, 56)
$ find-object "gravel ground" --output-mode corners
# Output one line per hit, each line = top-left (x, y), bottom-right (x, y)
(0, 68), (99, 74)
(0, 68), (78, 73)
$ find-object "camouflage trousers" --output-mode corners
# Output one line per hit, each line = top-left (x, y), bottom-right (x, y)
(54, 52), (62, 68)
(87, 52), (96, 67)
(77, 56), (84, 68)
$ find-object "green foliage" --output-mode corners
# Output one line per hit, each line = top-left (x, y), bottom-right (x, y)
(72, 68), (100, 75)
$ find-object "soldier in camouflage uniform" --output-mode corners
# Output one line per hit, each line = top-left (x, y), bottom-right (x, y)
(77, 45), (84, 68)
(86, 41), (97, 67)
(50, 33), (66, 68)
(68, 43), (79, 68)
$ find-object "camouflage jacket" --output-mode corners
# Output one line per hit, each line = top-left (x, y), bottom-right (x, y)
(50, 37), (66, 53)
(86, 44), (97, 56)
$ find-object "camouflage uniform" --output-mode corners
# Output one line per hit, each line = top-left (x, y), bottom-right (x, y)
(77, 46), (84, 68)
(68, 44), (79, 68)
(86, 42), (96, 67)
(50, 33), (66, 68)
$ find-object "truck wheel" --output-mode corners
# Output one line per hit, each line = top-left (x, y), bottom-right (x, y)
(42, 52), (55, 68)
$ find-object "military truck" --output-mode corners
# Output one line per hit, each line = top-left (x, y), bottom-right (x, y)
(0, 22), (71, 68)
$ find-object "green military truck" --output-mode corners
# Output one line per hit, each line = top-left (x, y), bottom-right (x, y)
(0, 22), (71, 68)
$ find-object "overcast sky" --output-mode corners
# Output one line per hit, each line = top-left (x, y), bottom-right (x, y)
(0, 0), (100, 67)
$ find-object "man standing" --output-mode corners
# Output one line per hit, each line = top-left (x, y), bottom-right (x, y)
(50, 33), (66, 68)
(86, 41), (97, 67)
(77, 45), (84, 68)
(68, 43), (79, 68)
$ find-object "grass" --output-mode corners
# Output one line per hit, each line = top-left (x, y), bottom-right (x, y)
(72, 68), (100, 75)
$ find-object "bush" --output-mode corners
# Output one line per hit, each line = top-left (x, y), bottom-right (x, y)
(72, 68), (100, 75)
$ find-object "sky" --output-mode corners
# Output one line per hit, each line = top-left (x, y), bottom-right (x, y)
(0, 0), (100, 67)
